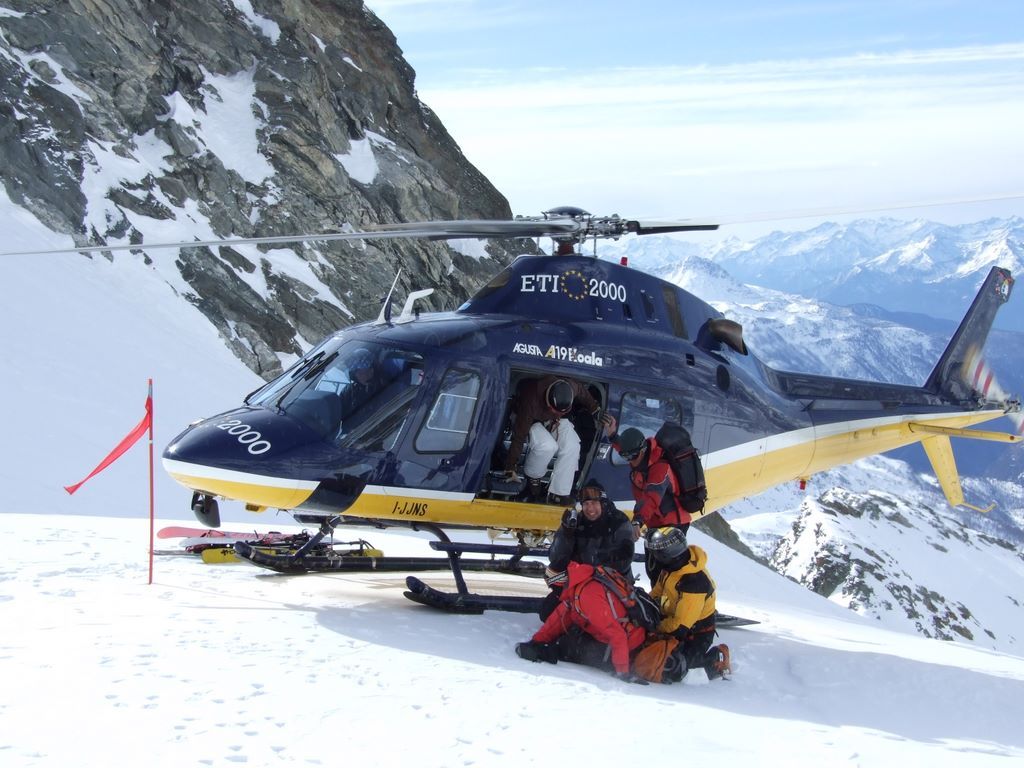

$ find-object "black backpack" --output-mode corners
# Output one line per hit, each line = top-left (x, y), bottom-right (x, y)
(654, 422), (708, 514)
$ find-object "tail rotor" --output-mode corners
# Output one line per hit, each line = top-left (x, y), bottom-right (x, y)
(962, 348), (1023, 435)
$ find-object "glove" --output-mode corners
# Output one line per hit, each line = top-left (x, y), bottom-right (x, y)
(561, 506), (580, 530)
(615, 671), (650, 686)
(544, 567), (567, 588)
(515, 642), (542, 663)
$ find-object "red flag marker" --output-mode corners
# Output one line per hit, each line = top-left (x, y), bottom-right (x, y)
(65, 391), (152, 495)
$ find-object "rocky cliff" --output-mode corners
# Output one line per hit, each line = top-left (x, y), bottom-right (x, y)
(1, 0), (527, 377)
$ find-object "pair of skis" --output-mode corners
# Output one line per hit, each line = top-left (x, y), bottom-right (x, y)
(157, 526), (759, 626)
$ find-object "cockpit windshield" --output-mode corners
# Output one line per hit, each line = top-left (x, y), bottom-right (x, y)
(249, 340), (424, 443)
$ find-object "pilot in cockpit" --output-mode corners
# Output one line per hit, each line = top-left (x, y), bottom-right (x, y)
(339, 349), (386, 421)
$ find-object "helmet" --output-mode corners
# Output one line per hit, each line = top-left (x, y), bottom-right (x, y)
(545, 379), (574, 414)
(577, 480), (606, 504)
(347, 348), (375, 373)
(617, 428), (647, 461)
(646, 526), (688, 563)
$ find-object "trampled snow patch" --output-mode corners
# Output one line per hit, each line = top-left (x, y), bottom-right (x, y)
(1, 513), (1023, 767)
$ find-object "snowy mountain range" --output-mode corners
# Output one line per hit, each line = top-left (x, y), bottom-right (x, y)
(707, 216), (1024, 331)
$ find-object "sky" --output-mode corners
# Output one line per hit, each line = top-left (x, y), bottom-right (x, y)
(364, 0), (1024, 238)
(3, 512), (1024, 767)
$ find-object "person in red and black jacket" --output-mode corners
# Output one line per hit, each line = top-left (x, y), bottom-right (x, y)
(539, 480), (636, 620)
(603, 414), (692, 581)
(603, 415), (692, 534)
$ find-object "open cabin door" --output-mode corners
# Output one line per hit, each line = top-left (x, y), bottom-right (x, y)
(478, 368), (608, 502)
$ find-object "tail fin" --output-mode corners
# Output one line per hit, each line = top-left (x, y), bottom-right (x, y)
(923, 267), (1014, 401)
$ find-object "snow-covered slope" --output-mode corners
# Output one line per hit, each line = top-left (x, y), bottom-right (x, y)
(2, 513), (1023, 767)
(0, 188), (264, 523)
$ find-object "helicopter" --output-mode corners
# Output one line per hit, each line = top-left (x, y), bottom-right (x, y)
(148, 206), (1020, 608)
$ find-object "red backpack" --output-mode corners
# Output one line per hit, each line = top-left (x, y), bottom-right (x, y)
(570, 564), (661, 632)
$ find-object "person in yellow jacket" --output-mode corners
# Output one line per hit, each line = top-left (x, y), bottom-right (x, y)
(646, 527), (731, 681)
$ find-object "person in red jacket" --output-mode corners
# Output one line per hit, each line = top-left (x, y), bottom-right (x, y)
(515, 561), (647, 683)
(603, 415), (694, 581)
(603, 415), (692, 533)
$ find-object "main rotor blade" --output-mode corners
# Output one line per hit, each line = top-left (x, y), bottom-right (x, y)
(0, 218), (584, 258)
(625, 219), (720, 235)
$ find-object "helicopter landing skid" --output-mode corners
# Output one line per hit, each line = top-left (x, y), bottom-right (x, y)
(402, 523), (549, 614)
(231, 540), (547, 577)
(403, 576), (544, 615)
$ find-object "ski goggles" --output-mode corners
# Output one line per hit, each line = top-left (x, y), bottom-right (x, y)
(578, 486), (604, 503)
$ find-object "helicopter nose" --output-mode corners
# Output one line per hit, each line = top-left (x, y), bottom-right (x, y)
(162, 407), (321, 509)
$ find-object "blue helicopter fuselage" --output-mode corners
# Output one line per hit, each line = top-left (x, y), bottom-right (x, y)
(163, 255), (1012, 530)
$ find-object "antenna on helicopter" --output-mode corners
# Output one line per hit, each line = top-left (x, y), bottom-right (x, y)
(375, 269), (403, 326)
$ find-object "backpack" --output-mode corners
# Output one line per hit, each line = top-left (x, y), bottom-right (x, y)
(590, 566), (662, 632)
(633, 635), (681, 683)
(654, 422), (708, 514)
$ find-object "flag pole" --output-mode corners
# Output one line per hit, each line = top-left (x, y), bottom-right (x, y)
(148, 378), (155, 586)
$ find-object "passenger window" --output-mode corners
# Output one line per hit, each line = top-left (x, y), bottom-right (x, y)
(611, 392), (687, 466)
(640, 289), (657, 323)
(415, 370), (481, 453)
(662, 286), (687, 338)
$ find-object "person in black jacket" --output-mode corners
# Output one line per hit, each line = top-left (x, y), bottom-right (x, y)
(539, 480), (636, 620)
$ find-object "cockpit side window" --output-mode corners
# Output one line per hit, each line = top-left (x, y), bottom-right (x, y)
(253, 341), (423, 441)
(415, 369), (481, 453)
(611, 391), (688, 466)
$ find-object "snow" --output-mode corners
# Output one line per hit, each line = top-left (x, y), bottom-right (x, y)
(0, 186), (263, 523)
(448, 238), (490, 261)
(2, 513), (1023, 766)
(335, 137), (379, 185)
(227, 0), (281, 44)
(198, 68), (275, 184)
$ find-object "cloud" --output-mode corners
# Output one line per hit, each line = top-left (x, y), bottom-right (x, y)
(408, 42), (1024, 223)
(365, 0), (542, 33)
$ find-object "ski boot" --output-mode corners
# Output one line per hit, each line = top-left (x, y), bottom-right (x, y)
(704, 644), (731, 680)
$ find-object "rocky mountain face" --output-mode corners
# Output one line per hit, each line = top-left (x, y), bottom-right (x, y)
(0, 0), (526, 378)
